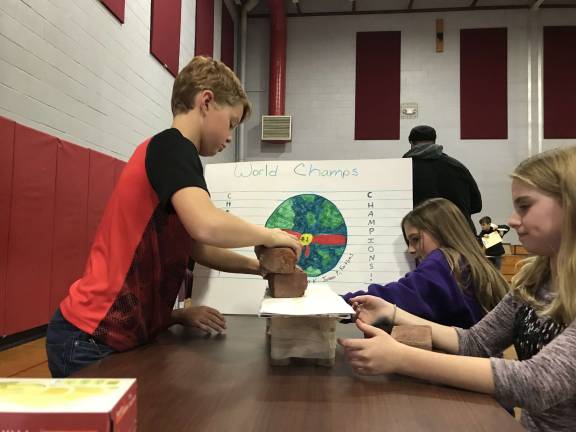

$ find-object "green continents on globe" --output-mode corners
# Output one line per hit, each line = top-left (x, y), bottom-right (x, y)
(265, 194), (347, 277)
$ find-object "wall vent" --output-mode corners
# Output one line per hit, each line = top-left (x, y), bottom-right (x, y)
(261, 115), (292, 142)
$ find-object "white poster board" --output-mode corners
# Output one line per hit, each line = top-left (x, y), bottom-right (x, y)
(192, 159), (413, 314)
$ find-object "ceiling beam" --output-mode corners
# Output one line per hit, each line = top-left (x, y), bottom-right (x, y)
(469, 0), (479, 7)
(252, 5), (534, 18)
(250, 3), (576, 18)
(408, 0), (415, 10)
(541, 2), (576, 7)
(531, 0), (545, 9)
(351, 0), (357, 12)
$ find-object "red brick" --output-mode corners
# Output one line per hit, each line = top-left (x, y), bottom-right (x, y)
(256, 246), (296, 274)
(269, 267), (308, 298)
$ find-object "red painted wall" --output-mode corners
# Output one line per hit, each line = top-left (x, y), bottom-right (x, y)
(0, 117), (15, 336)
(100, 0), (125, 23)
(355, 31), (401, 140)
(0, 117), (125, 337)
(460, 28), (508, 139)
(150, 0), (182, 77)
(50, 141), (90, 315)
(543, 26), (576, 139)
(221, 2), (235, 70)
(5, 124), (58, 335)
(195, 0), (215, 57)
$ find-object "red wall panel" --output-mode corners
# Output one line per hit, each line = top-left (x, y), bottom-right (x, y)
(150, 0), (182, 77)
(221, 2), (235, 70)
(0, 117), (15, 336)
(86, 151), (116, 256)
(1, 117), (126, 336)
(100, 0), (125, 23)
(355, 31), (401, 140)
(543, 26), (576, 139)
(5, 125), (57, 334)
(114, 159), (126, 185)
(460, 28), (508, 139)
(195, 0), (214, 57)
(50, 140), (90, 315)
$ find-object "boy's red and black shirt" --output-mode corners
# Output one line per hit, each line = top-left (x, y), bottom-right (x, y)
(60, 128), (208, 351)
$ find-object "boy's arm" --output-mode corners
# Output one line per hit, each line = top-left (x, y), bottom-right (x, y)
(172, 187), (300, 254)
(191, 242), (260, 275)
(497, 224), (510, 237)
(172, 187), (268, 247)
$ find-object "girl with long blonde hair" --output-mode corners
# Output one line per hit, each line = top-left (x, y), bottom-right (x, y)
(340, 146), (576, 432)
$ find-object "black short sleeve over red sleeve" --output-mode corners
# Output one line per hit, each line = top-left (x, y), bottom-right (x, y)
(145, 128), (209, 211)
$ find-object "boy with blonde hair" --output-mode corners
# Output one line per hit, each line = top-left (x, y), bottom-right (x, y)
(46, 57), (301, 377)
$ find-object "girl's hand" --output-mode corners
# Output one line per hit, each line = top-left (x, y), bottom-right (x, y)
(349, 295), (393, 325)
(338, 319), (405, 375)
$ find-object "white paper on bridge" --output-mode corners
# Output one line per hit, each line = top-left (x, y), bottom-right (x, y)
(259, 284), (355, 318)
(192, 158), (413, 315)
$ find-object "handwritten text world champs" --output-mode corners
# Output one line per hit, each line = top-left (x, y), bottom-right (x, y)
(234, 163), (359, 179)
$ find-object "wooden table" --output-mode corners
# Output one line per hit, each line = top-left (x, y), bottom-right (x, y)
(75, 316), (524, 431)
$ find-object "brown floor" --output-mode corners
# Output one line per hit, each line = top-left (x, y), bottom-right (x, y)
(0, 338), (51, 378)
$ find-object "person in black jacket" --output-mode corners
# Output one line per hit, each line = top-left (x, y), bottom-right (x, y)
(403, 125), (482, 233)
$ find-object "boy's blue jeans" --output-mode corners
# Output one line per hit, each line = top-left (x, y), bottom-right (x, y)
(45, 308), (115, 377)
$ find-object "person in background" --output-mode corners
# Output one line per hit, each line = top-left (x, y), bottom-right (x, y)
(403, 125), (482, 233)
(340, 146), (576, 432)
(45, 56), (301, 378)
(477, 216), (510, 270)
(342, 198), (508, 329)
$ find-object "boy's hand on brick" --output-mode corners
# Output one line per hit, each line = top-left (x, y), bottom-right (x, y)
(264, 228), (303, 259)
(175, 306), (226, 334)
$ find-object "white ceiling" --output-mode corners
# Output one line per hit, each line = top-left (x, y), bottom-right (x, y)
(246, 0), (576, 16)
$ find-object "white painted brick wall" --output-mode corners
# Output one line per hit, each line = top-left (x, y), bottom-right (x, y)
(244, 9), (576, 242)
(0, 0), (237, 163)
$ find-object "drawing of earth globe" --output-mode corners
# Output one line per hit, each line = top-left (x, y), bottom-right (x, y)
(265, 194), (348, 277)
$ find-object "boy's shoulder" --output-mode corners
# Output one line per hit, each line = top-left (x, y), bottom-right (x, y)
(144, 127), (207, 202)
(150, 128), (187, 145)
(146, 128), (200, 159)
